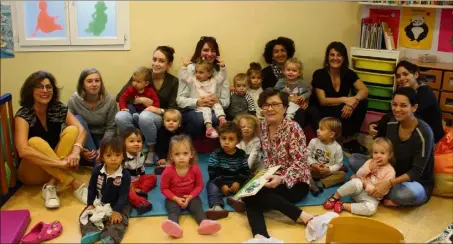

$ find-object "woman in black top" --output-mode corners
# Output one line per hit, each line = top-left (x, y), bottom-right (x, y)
(14, 71), (88, 209)
(116, 46), (179, 164)
(353, 88), (434, 206)
(369, 60), (444, 143)
(311, 42), (369, 153)
(261, 37), (296, 89)
(116, 46), (179, 110)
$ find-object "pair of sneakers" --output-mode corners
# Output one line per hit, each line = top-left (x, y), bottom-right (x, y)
(42, 183), (88, 209)
(323, 195), (343, 214)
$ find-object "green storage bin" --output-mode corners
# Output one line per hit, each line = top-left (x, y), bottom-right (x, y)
(367, 84), (394, 98)
(368, 98), (391, 111)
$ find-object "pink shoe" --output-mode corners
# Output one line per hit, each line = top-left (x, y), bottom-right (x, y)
(206, 127), (219, 139)
(197, 219), (221, 235)
(21, 221), (63, 243)
(219, 117), (227, 126)
(161, 220), (183, 238)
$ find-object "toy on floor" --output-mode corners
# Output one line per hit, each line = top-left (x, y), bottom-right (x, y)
(21, 221), (62, 244)
(0, 209), (31, 244)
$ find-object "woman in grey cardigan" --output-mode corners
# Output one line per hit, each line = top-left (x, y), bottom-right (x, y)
(68, 68), (118, 165)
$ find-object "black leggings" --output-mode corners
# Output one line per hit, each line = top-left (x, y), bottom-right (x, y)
(294, 105), (321, 132)
(242, 182), (309, 238)
(317, 99), (368, 137)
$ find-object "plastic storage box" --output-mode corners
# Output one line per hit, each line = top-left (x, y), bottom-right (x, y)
(352, 57), (396, 73)
(368, 98), (392, 111)
(366, 84), (394, 98)
(360, 111), (386, 134)
(356, 70), (394, 86)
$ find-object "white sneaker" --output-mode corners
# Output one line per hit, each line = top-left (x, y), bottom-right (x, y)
(74, 183), (88, 204)
(42, 184), (60, 209)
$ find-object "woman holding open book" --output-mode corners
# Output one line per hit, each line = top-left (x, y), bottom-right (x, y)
(239, 88), (318, 242)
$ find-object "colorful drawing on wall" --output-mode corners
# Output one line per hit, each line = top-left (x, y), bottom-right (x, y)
(369, 9), (400, 47)
(399, 8), (436, 50)
(438, 9), (453, 53)
(1, 3), (14, 58)
(77, 1), (116, 37)
(24, 1), (66, 38)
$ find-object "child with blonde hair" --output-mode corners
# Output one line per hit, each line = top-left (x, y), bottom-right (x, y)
(179, 58), (227, 138)
(308, 117), (345, 196)
(234, 114), (262, 172)
(274, 58), (312, 121)
(227, 73), (256, 120)
(247, 62), (263, 118)
(324, 137), (396, 216)
(155, 109), (183, 175)
(160, 135), (221, 238)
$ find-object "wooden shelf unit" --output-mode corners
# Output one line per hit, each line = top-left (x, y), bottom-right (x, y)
(411, 59), (453, 125)
(358, 2), (453, 9)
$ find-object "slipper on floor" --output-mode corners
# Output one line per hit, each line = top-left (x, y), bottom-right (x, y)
(197, 219), (221, 235)
(161, 220), (183, 238)
(21, 221), (63, 244)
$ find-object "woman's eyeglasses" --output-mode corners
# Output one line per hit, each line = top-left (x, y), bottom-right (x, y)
(261, 103), (283, 110)
(35, 84), (53, 91)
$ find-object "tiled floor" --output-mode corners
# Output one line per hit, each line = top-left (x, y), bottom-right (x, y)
(2, 166), (452, 243)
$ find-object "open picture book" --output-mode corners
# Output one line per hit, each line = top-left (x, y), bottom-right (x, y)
(233, 165), (281, 199)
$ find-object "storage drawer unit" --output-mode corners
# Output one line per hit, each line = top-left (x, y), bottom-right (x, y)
(366, 84), (393, 98)
(368, 98), (391, 111)
(352, 57), (396, 73)
(442, 71), (453, 92)
(356, 71), (394, 86)
(420, 69), (443, 90)
(440, 92), (453, 113)
(360, 111), (385, 134)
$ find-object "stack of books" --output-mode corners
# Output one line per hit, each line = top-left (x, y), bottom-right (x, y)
(368, 1), (453, 5)
(360, 19), (395, 50)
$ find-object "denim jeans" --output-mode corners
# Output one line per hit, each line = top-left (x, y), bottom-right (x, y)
(206, 181), (225, 208)
(75, 115), (102, 166)
(115, 111), (162, 146)
(182, 109), (219, 139)
(348, 153), (428, 206)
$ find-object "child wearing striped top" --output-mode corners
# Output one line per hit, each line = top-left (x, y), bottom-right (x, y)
(205, 122), (251, 220)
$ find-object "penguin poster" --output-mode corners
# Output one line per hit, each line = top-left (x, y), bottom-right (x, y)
(399, 8), (436, 50)
(438, 9), (453, 53)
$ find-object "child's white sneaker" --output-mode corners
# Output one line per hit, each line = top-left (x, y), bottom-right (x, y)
(42, 184), (60, 209)
(74, 183), (88, 204)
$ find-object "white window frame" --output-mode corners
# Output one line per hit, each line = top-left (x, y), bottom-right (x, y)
(11, 1), (130, 52)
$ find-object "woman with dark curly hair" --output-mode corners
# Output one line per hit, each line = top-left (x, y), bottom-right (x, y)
(311, 41), (369, 154)
(14, 71), (88, 209)
(261, 37), (296, 89)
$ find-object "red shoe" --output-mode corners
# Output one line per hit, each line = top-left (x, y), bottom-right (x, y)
(323, 196), (338, 210)
(219, 117), (227, 126)
(333, 200), (343, 214)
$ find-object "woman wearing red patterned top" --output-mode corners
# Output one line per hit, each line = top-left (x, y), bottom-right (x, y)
(237, 88), (316, 242)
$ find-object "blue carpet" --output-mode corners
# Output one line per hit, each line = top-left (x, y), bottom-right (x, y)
(130, 153), (352, 218)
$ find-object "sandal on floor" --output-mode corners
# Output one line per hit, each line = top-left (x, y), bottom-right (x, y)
(323, 196), (339, 210)
(21, 221), (63, 243)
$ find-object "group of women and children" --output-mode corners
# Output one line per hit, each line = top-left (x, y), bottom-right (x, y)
(13, 36), (442, 243)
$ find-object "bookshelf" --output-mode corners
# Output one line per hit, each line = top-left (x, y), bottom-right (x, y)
(358, 1), (453, 9)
